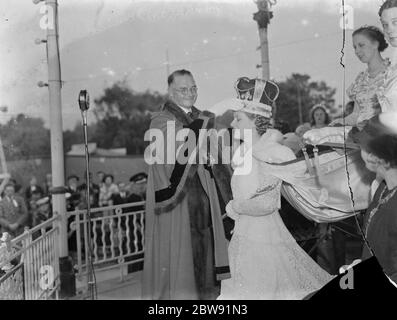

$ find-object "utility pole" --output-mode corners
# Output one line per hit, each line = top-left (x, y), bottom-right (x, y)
(253, 0), (274, 80)
(253, 0), (277, 121)
(34, 0), (75, 298)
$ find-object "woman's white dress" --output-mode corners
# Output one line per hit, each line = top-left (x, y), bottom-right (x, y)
(218, 134), (333, 300)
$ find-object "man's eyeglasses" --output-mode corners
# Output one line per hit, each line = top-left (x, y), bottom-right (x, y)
(173, 86), (198, 95)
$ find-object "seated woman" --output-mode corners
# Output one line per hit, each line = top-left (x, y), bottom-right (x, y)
(350, 114), (397, 284)
(304, 25), (390, 145)
(334, 26), (390, 129)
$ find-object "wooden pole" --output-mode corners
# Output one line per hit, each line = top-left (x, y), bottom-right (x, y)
(253, 0), (276, 121)
(43, 0), (75, 298)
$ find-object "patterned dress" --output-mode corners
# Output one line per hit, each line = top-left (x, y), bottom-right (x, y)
(218, 135), (333, 300)
(377, 52), (397, 113)
(347, 59), (391, 126)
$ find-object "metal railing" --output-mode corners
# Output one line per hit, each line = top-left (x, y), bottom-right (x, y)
(0, 215), (61, 300)
(67, 201), (145, 292)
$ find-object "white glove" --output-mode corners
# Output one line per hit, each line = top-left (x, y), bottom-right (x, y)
(225, 200), (239, 221)
(211, 98), (245, 114)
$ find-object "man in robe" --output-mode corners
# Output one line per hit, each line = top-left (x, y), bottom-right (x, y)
(142, 69), (233, 300)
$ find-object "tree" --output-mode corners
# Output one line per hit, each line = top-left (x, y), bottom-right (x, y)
(63, 81), (167, 155)
(275, 73), (336, 131)
(94, 80), (165, 120)
(90, 81), (167, 154)
(0, 114), (51, 160)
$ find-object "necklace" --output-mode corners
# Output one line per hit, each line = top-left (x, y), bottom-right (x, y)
(365, 184), (397, 237)
(367, 59), (390, 78)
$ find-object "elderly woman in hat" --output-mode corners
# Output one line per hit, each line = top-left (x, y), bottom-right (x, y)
(217, 77), (332, 300)
(350, 113), (397, 284)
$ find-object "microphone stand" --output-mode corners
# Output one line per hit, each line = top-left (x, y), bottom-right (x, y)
(79, 90), (97, 300)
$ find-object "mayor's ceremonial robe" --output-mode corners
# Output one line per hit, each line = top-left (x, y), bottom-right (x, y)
(142, 101), (232, 300)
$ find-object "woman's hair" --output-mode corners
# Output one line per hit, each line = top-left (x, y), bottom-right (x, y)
(366, 135), (397, 168)
(379, 0), (397, 17)
(103, 174), (114, 183)
(310, 105), (330, 126)
(352, 25), (389, 52)
(245, 113), (271, 136)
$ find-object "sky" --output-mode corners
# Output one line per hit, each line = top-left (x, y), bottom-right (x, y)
(0, 0), (393, 130)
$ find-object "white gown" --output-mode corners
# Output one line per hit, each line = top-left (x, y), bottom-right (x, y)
(218, 134), (333, 300)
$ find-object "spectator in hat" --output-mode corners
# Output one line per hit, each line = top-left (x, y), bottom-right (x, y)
(33, 196), (52, 227)
(129, 172), (147, 202)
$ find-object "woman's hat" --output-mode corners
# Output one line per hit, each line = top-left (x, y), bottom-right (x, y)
(212, 77), (279, 119)
(232, 77), (279, 118)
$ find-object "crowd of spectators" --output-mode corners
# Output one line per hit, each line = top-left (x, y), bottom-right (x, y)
(0, 170), (147, 240)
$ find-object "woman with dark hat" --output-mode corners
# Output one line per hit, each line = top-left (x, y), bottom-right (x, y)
(217, 77), (332, 300)
(350, 113), (397, 284)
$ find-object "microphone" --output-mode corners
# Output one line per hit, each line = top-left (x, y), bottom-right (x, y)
(78, 90), (90, 126)
(77, 89), (97, 299)
(78, 90), (90, 111)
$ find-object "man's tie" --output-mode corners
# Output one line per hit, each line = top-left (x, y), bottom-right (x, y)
(187, 111), (194, 121)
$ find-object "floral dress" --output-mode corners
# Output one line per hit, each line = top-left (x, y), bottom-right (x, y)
(347, 59), (391, 126)
(377, 53), (397, 113)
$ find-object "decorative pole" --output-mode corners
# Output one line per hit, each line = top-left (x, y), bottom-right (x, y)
(253, 0), (277, 121)
(253, 0), (275, 80)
